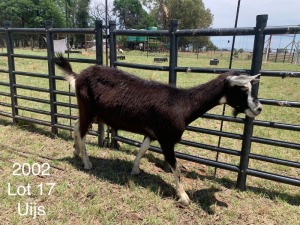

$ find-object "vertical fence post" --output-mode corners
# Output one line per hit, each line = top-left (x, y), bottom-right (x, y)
(95, 20), (105, 147)
(109, 20), (117, 68)
(108, 20), (118, 149)
(291, 49), (295, 63)
(95, 20), (103, 66)
(45, 20), (58, 136)
(236, 14), (268, 190)
(283, 50), (287, 63)
(169, 20), (179, 86)
(4, 21), (18, 125)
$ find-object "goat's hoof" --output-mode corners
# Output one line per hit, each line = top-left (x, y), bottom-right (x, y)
(178, 194), (191, 206)
(131, 168), (140, 175)
(83, 161), (93, 170)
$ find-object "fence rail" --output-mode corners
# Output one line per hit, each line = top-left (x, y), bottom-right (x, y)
(0, 15), (299, 190)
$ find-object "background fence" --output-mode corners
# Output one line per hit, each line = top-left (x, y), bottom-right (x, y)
(0, 15), (299, 191)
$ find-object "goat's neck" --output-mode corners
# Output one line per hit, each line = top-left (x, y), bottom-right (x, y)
(184, 76), (227, 124)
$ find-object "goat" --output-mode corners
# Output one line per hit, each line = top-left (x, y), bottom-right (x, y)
(55, 54), (262, 206)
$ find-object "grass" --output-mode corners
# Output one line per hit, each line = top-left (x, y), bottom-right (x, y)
(0, 49), (299, 224)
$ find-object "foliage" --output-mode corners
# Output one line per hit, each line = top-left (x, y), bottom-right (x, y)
(233, 48), (245, 58)
(65, 0), (92, 47)
(113, 0), (157, 29)
(206, 40), (219, 51)
(74, 0), (92, 28)
(167, 0), (212, 29)
(0, 0), (92, 30)
(168, 0), (213, 48)
(141, 0), (213, 49)
(65, 0), (92, 28)
(0, 0), (65, 28)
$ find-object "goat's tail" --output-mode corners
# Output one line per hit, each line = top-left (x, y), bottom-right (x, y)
(54, 53), (76, 89)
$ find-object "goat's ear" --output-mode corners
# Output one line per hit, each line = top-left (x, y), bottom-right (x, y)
(252, 78), (260, 85)
(228, 74), (260, 86)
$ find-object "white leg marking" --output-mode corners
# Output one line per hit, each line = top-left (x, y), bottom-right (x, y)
(80, 135), (92, 170)
(131, 136), (151, 175)
(73, 120), (92, 170)
(171, 165), (190, 206)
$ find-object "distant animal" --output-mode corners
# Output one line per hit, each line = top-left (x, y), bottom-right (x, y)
(154, 57), (168, 63)
(118, 48), (123, 54)
(55, 54), (262, 206)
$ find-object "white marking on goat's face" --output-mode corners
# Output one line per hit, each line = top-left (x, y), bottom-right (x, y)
(226, 75), (262, 117)
(244, 82), (262, 117)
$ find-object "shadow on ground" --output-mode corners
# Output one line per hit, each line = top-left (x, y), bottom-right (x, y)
(60, 155), (229, 213)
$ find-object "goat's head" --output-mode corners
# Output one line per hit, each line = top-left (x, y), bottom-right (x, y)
(222, 74), (262, 118)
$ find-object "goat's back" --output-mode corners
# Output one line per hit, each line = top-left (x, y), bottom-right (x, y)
(75, 65), (178, 102)
(75, 65), (186, 137)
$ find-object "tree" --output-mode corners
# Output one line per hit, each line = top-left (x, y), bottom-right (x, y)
(75, 0), (91, 28)
(64, 0), (92, 47)
(90, 0), (115, 24)
(206, 40), (218, 51)
(167, 0), (212, 29)
(144, 0), (170, 30)
(142, 0), (213, 49)
(113, 0), (156, 29)
(0, 0), (65, 28)
(168, 0), (213, 48)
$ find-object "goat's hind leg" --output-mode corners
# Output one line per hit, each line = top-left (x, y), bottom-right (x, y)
(73, 119), (93, 170)
(79, 135), (92, 170)
(131, 136), (151, 175)
(73, 119), (81, 156)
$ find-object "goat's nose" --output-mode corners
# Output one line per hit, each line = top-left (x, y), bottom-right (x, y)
(257, 107), (262, 113)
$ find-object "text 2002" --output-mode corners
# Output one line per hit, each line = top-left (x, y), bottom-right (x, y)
(12, 163), (51, 176)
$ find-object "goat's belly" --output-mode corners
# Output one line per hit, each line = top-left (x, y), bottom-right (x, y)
(116, 125), (156, 140)
(101, 117), (156, 139)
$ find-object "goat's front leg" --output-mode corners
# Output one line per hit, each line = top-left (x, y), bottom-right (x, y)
(161, 143), (190, 206)
(73, 119), (92, 170)
(171, 164), (190, 206)
(131, 136), (151, 175)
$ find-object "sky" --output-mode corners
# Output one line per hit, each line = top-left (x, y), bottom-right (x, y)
(203, 0), (300, 28)
(202, 0), (300, 51)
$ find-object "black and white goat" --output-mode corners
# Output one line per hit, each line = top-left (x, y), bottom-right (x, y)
(55, 55), (262, 206)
